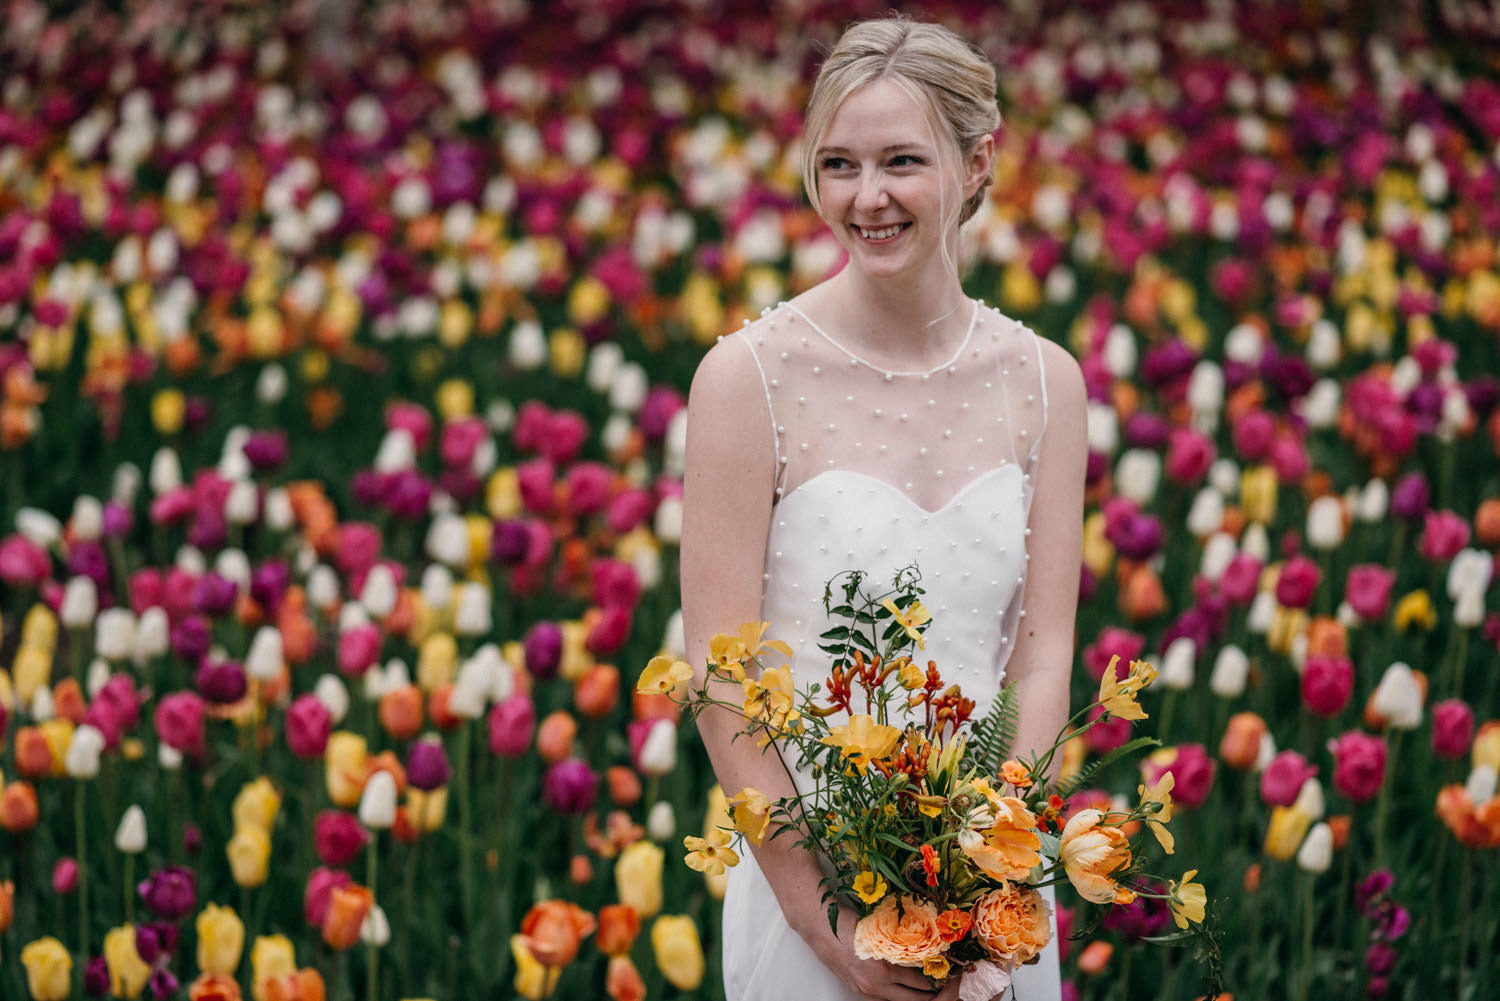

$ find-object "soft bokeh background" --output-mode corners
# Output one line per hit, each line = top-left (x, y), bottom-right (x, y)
(1, 1), (1498, 999)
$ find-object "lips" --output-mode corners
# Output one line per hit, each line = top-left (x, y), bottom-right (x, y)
(855, 223), (910, 241)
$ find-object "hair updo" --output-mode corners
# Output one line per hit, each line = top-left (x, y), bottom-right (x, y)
(801, 17), (1001, 226)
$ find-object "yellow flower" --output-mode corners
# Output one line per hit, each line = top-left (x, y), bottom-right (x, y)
(923, 954), (951, 980)
(549, 326), (585, 378)
(1096, 656), (1155, 721)
(709, 622), (793, 682)
(1393, 589), (1437, 632)
(615, 840), (664, 918)
(1168, 870), (1207, 929)
(651, 915), (705, 991)
(151, 389), (186, 435)
(250, 935), (296, 1001)
(820, 714), (903, 774)
(417, 632), (459, 690)
(434, 376), (474, 419)
(325, 731), (368, 808)
(853, 871), (888, 905)
(12, 645), (52, 705)
(880, 598), (931, 649)
(1000, 760), (1034, 788)
(727, 787), (772, 846)
(227, 825), (271, 888)
(1240, 465), (1278, 524)
(1082, 510), (1115, 578)
(683, 830), (739, 876)
(1138, 771), (1176, 854)
(406, 786), (448, 832)
(637, 655), (694, 696)
(196, 903), (245, 975)
(1264, 804), (1314, 862)
(958, 796), (1042, 881)
(39, 718), (74, 776)
(510, 935), (561, 1000)
(103, 925), (152, 998)
(741, 664), (801, 740)
(895, 659), (925, 690)
(20, 936), (72, 1001)
(232, 777), (282, 836)
(486, 467), (522, 520)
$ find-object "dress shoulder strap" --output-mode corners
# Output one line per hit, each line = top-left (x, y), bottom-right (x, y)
(727, 328), (784, 497)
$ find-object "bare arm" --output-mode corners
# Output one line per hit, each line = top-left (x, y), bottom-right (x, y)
(1004, 338), (1088, 778)
(680, 334), (937, 1001)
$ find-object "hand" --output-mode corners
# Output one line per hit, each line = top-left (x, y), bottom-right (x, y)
(809, 907), (947, 1001)
(931, 977), (964, 1001)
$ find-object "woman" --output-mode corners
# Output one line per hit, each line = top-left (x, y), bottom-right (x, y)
(679, 17), (1086, 1001)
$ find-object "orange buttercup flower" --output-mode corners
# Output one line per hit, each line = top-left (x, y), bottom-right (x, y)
(934, 908), (972, 944)
(519, 899), (597, 968)
(320, 885), (374, 950)
(377, 685), (423, 741)
(596, 904), (641, 956)
(971, 882), (1051, 967)
(0, 782), (40, 833)
(264, 970), (326, 1001)
(188, 972), (243, 1001)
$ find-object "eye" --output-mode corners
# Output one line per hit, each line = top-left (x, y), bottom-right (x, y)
(889, 154), (925, 168)
(820, 156), (853, 171)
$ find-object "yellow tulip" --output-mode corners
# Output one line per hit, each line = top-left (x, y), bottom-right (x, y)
(325, 731), (369, 808)
(1393, 590), (1437, 632)
(486, 468), (522, 520)
(1001, 260), (1042, 313)
(567, 276), (610, 327)
(232, 777), (282, 835)
(509, 935), (561, 1000)
(417, 633), (459, 691)
(1081, 511), (1114, 578)
(558, 620), (593, 682)
(196, 902), (246, 975)
(103, 925), (152, 998)
(615, 840), (664, 918)
(22, 604), (57, 650)
(406, 786), (448, 832)
(12, 645), (52, 706)
(651, 915), (705, 991)
(438, 301), (473, 350)
(434, 377), (474, 420)
(38, 719), (74, 777)
(1264, 804), (1314, 862)
(250, 935), (296, 1001)
(20, 936), (72, 1001)
(549, 327), (585, 379)
(151, 388), (186, 435)
(1472, 721), (1500, 773)
(1239, 465), (1278, 524)
(227, 825), (271, 888)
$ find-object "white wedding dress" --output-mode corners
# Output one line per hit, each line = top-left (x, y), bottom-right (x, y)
(718, 298), (1062, 1001)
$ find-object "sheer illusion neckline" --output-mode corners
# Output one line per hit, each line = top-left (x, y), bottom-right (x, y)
(783, 298), (981, 377)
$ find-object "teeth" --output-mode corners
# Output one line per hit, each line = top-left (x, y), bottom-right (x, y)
(858, 224), (903, 240)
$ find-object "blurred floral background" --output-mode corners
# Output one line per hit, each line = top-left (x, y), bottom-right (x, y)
(1, 0), (1498, 998)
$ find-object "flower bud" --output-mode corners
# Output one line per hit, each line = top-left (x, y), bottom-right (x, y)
(115, 805), (148, 853)
(647, 801), (675, 842)
(358, 770), (398, 829)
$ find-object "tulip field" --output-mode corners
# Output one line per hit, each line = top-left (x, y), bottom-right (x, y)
(2, 0), (1499, 999)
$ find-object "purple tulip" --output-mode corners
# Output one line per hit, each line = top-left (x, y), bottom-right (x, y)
(243, 429), (289, 472)
(1390, 472), (1429, 521)
(250, 559), (290, 614)
(542, 758), (599, 814)
(406, 736), (453, 791)
(84, 955), (110, 996)
(523, 621), (563, 680)
(491, 520), (530, 565)
(138, 865), (197, 920)
(102, 500), (134, 539)
(192, 571), (239, 617)
(196, 660), (248, 704)
(169, 614), (212, 663)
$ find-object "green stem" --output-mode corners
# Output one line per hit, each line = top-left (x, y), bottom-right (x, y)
(1459, 848), (1472, 1001)
(1374, 730), (1399, 869)
(458, 721), (474, 933)
(367, 834), (379, 1001)
(123, 853), (135, 927)
(76, 780), (89, 956)
(1298, 873), (1314, 1001)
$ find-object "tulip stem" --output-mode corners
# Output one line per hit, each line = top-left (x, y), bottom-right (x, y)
(75, 779), (89, 955)
(1458, 847), (1473, 1001)
(458, 720), (474, 932)
(123, 852), (134, 926)
(367, 835), (379, 1001)
(1373, 730), (1399, 869)
(1297, 872), (1314, 1001)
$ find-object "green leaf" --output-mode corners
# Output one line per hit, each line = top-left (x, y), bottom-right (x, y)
(968, 681), (1021, 776)
(1049, 736), (1161, 801)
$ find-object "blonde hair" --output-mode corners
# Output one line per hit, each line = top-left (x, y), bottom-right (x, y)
(801, 17), (1000, 226)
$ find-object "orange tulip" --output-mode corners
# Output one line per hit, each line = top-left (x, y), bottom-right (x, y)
(14, 727), (53, 779)
(277, 589), (318, 664)
(518, 899), (597, 968)
(605, 766), (642, 807)
(1437, 785), (1500, 849)
(363, 752), (407, 796)
(1219, 712), (1267, 771)
(1326, 814), (1352, 851)
(0, 879), (13, 932)
(605, 955), (647, 1001)
(1118, 563), (1168, 620)
(52, 679), (87, 724)
(320, 885), (374, 950)
(377, 686), (423, 741)
(1243, 862), (1262, 893)
(536, 711), (578, 764)
(570, 854), (594, 886)
(631, 689), (681, 724)
(1077, 940), (1114, 975)
(1475, 498), (1500, 547)
(427, 684), (462, 731)
(0, 783), (40, 832)
(189, 972), (243, 1001)
(574, 665), (621, 719)
(1304, 616), (1347, 659)
(596, 904), (641, 957)
(265, 970), (326, 1001)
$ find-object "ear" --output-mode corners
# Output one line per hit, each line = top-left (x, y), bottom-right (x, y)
(962, 132), (996, 198)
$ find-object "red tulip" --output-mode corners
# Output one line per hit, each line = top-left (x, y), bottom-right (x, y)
(1275, 554), (1321, 609)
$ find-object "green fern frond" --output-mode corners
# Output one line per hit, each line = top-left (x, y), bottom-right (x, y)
(1049, 735), (1161, 801)
(969, 681), (1021, 776)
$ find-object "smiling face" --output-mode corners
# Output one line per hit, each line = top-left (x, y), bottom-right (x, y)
(812, 77), (991, 285)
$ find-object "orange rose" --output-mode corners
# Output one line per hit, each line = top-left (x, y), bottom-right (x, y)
(1059, 809), (1133, 904)
(852, 895), (947, 967)
(971, 883), (1051, 967)
(320, 885), (373, 950)
(189, 972), (243, 1001)
(519, 899), (597, 968)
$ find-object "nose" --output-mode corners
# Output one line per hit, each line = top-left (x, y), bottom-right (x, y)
(854, 169), (889, 214)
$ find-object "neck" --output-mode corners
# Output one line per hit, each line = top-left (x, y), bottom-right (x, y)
(815, 259), (972, 365)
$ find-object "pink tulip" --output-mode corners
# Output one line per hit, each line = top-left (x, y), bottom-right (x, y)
(1275, 554), (1320, 609)
(386, 401), (433, 452)
(591, 558), (640, 610)
(540, 410), (588, 465)
(605, 487), (653, 534)
(517, 458), (557, 514)
(286, 694), (333, 759)
(1430, 699), (1475, 759)
(315, 810), (369, 867)
(304, 866), (352, 928)
(336, 522), (382, 580)
(1232, 409), (1276, 461)
(0, 534), (50, 587)
(512, 400), (551, 454)
(337, 624), (382, 677)
(585, 605), (632, 657)
(1301, 655), (1354, 717)
(488, 694), (536, 757)
(1084, 705), (1133, 755)
(1419, 509), (1470, 562)
(154, 691), (206, 756)
(439, 416), (488, 468)
(1329, 730), (1387, 803)
(565, 462), (614, 517)
(1081, 627), (1146, 682)
(1164, 428), (1215, 485)
(1260, 750), (1317, 807)
(1345, 565), (1396, 621)
(1219, 552), (1263, 606)
(1141, 744), (1216, 809)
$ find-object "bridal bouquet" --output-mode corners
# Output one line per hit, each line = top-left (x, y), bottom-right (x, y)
(638, 568), (1222, 997)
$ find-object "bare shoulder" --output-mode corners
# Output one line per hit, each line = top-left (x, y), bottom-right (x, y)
(684, 322), (778, 489)
(1035, 335), (1087, 427)
(688, 327), (763, 408)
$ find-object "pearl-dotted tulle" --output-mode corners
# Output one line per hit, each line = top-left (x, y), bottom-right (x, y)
(718, 300), (1059, 1001)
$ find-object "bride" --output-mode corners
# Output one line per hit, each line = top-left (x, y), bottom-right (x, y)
(679, 16), (1087, 1001)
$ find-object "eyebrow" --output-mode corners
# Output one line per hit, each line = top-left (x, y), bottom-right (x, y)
(815, 142), (932, 156)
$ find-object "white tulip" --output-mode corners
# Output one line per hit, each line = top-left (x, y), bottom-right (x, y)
(112, 463), (143, 505)
(1305, 495), (1346, 551)
(420, 564), (453, 612)
(661, 610), (687, 662)
(1102, 324), (1137, 377)
(449, 650), (496, 720)
(452, 582), (492, 637)
(1209, 645), (1249, 698)
(1447, 549), (1494, 629)
(1466, 764), (1498, 804)
(1306, 320), (1342, 370)
(1115, 449), (1161, 505)
(314, 674), (351, 724)
(29, 684), (56, 721)
(1293, 776), (1325, 820)
(1187, 360), (1225, 420)
(115, 805), (148, 853)
(15, 506), (63, 547)
(360, 564), (399, 618)
(373, 428), (417, 474)
(586, 342), (625, 393)
(71, 496), (104, 542)
(1296, 822), (1333, 874)
(425, 512), (471, 569)
(1254, 730), (1278, 772)
(358, 770), (398, 829)
(1208, 457), (1240, 497)
(225, 479), (259, 526)
(637, 719), (678, 777)
(246, 626), (285, 682)
(1160, 637), (1196, 691)
(664, 410), (689, 478)
(1185, 487), (1224, 539)
(1247, 591), (1277, 635)
(95, 607), (137, 662)
(159, 742), (183, 770)
(214, 548), (251, 593)
(60, 576), (99, 629)
(1371, 662), (1424, 730)
(256, 363), (288, 405)
(306, 564), (341, 612)
(1085, 403), (1118, 455)
(1199, 532), (1237, 584)
(133, 607), (170, 665)
(65, 724), (107, 779)
(86, 658), (111, 699)
(1356, 478), (1389, 522)
(360, 904), (391, 947)
(263, 487), (295, 532)
(508, 319), (547, 370)
(610, 363), (649, 413)
(1241, 522), (1270, 563)
(175, 545), (206, 575)
(647, 801), (676, 842)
